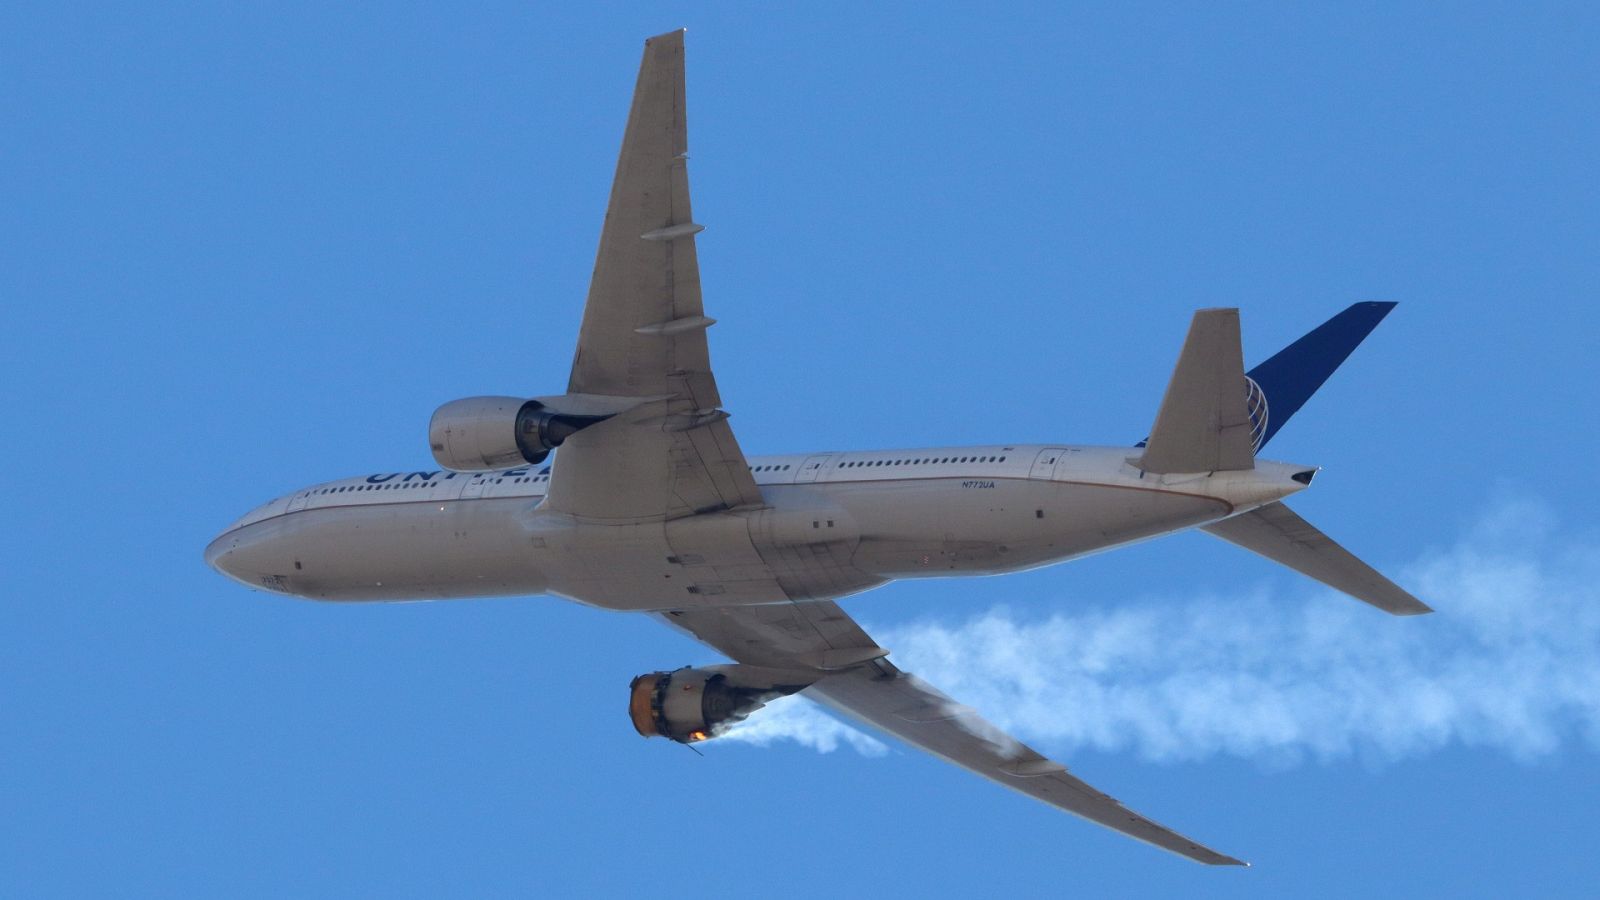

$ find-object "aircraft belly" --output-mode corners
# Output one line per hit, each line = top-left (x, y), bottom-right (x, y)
(542, 498), (883, 610)
(223, 500), (551, 601)
(221, 478), (1226, 604)
(837, 478), (1230, 577)
(745, 490), (885, 602)
(537, 519), (692, 610)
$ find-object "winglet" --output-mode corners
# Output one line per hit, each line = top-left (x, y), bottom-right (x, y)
(1136, 308), (1256, 474)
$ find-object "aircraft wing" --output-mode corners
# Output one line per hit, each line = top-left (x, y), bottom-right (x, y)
(658, 602), (1247, 866)
(544, 30), (764, 522)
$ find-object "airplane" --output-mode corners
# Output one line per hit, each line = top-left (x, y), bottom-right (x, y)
(204, 30), (1430, 866)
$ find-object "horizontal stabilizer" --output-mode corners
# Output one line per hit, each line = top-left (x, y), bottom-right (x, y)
(1137, 309), (1256, 474)
(1202, 503), (1432, 615)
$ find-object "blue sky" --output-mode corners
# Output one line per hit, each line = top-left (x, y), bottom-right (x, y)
(5, 2), (1599, 896)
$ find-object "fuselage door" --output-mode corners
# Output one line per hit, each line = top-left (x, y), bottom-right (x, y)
(1029, 447), (1067, 480)
(793, 455), (831, 483)
(287, 490), (311, 512)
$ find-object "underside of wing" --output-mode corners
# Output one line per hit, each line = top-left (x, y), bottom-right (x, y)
(658, 601), (1247, 866)
(545, 30), (763, 522)
(1202, 501), (1432, 615)
(809, 669), (1245, 866)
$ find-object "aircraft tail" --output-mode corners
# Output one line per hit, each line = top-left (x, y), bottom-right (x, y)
(1135, 308), (1256, 474)
(1245, 301), (1397, 451)
(1135, 302), (1398, 472)
(1202, 502), (1432, 615)
(1135, 302), (1425, 614)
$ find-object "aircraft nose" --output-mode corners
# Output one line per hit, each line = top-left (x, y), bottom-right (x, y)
(205, 521), (298, 594)
(204, 528), (243, 580)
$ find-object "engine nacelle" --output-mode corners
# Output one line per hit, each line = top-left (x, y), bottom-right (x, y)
(428, 396), (601, 472)
(628, 666), (812, 743)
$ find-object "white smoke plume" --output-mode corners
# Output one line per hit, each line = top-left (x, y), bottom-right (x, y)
(725, 498), (1600, 764)
(718, 694), (887, 756)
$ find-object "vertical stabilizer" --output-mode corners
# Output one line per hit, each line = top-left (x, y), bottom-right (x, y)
(1246, 302), (1397, 450)
(1136, 309), (1255, 474)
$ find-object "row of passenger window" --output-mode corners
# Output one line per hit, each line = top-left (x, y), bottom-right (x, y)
(310, 474), (551, 497)
(305, 456), (1007, 498)
(839, 455), (1006, 469)
(313, 482), (433, 495)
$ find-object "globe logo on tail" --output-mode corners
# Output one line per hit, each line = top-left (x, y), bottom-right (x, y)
(1245, 375), (1268, 453)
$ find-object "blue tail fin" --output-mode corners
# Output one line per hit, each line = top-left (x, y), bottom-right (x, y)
(1247, 302), (1396, 450)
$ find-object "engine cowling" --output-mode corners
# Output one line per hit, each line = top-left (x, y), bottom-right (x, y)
(427, 396), (600, 472)
(628, 667), (810, 743)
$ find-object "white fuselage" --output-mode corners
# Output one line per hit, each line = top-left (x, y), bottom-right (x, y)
(205, 444), (1311, 609)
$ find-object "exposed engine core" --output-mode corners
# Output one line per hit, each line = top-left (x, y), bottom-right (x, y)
(628, 666), (810, 743)
(428, 396), (605, 472)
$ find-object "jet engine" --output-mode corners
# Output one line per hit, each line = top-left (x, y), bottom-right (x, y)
(427, 396), (607, 471)
(628, 666), (813, 743)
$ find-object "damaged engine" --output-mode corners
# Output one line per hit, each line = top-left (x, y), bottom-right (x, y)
(628, 666), (813, 743)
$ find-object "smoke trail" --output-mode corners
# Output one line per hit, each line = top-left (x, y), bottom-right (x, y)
(718, 694), (887, 756)
(727, 498), (1600, 763)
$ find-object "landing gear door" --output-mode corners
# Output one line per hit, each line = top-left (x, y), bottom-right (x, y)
(1029, 447), (1067, 480)
(794, 455), (831, 483)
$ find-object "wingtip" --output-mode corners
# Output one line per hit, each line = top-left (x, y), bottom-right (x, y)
(645, 27), (687, 45)
(1209, 851), (1250, 867)
(1389, 593), (1434, 616)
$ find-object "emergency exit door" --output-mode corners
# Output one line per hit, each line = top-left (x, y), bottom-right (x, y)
(1029, 447), (1067, 479)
